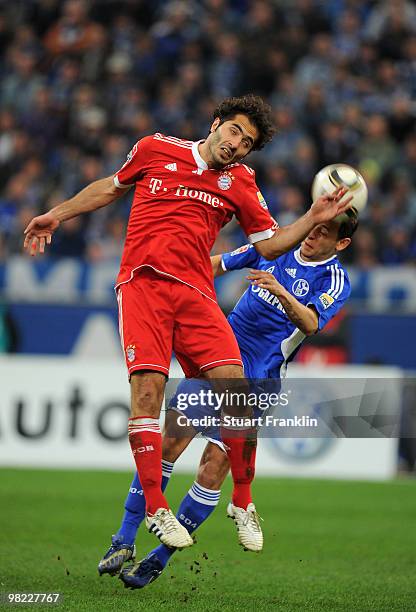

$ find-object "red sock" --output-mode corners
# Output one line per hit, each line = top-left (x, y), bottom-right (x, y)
(222, 429), (257, 510)
(128, 416), (169, 515)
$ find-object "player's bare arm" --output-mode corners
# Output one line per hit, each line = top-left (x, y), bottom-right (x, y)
(247, 269), (319, 335)
(255, 187), (353, 260)
(24, 176), (129, 256)
(211, 254), (227, 277)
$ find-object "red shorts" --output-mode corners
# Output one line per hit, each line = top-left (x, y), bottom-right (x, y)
(116, 268), (243, 378)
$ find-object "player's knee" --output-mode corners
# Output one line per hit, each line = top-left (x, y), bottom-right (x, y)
(131, 397), (160, 418)
(130, 372), (164, 417)
(205, 367), (250, 416)
(132, 395), (159, 417)
(204, 364), (244, 379)
(221, 365), (244, 379)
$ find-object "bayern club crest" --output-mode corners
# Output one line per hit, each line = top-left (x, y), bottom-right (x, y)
(217, 171), (234, 191)
(126, 344), (136, 363)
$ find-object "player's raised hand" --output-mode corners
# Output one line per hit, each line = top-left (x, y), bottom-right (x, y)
(23, 212), (60, 256)
(310, 187), (353, 224)
(247, 269), (282, 296)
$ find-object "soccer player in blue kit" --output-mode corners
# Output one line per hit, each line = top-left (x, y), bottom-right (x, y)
(98, 210), (357, 588)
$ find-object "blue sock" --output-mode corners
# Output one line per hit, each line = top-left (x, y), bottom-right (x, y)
(150, 481), (221, 568)
(117, 459), (174, 545)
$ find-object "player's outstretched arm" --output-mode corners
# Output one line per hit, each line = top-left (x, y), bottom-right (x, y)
(24, 176), (129, 256)
(255, 187), (352, 260)
(247, 270), (319, 335)
(211, 254), (228, 278)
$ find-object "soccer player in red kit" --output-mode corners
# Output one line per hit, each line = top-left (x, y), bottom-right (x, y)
(24, 95), (350, 550)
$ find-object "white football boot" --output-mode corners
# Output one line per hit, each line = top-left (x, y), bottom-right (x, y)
(145, 508), (193, 549)
(227, 502), (263, 552)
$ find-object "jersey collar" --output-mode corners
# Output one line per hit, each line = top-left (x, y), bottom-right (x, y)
(192, 140), (208, 172)
(294, 247), (338, 267)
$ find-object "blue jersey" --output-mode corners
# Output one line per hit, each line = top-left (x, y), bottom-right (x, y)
(222, 244), (351, 379)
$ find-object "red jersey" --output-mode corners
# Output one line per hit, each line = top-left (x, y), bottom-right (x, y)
(114, 133), (278, 300)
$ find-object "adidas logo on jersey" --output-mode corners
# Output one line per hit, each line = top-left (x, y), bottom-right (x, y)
(165, 163), (177, 171)
(285, 268), (297, 278)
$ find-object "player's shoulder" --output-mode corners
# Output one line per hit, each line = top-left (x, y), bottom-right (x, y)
(124, 134), (155, 160)
(325, 258), (350, 280)
(130, 132), (194, 161)
(226, 162), (256, 181)
(320, 258), (351, 295)
(289, 249), (351, 291)
(134, 134), (155, 148)
(293, 250), (350, 283)
(152, 132), (194, 150)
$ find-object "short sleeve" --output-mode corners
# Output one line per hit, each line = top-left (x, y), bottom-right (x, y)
(307, 265), (351, 331)
(234, 166), (278, 243)
(221, 244), (261, 271)
(114, 136), (153, 188)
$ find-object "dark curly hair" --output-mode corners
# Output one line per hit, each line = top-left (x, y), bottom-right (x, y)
(212, 94), (276, 151)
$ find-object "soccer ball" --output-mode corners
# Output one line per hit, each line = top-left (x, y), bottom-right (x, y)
(311, 164), (368, 215)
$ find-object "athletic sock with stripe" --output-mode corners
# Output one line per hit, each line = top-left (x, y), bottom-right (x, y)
(128, 416), (169, 515)
(117, 460), (174, 545)
(149, 481), (220, 567)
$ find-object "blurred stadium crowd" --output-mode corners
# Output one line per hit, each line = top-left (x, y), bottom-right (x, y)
(1, 0), (416, 266)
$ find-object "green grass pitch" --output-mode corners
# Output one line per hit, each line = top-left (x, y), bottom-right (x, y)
(1, 469), (415, 611)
